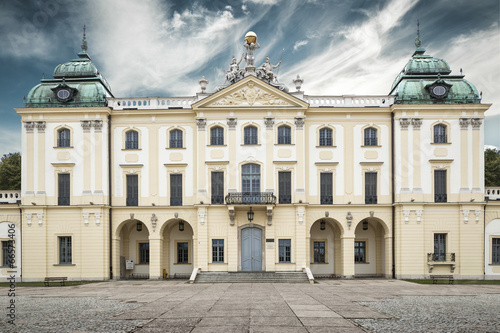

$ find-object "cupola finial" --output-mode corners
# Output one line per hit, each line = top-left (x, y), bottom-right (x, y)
(81, 24), (88, 52)
(415, 19), (421, 48)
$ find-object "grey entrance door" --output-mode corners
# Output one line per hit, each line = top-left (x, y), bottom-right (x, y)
(241, 227), (262, 271)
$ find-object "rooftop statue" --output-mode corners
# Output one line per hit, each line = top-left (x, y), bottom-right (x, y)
(243, 31), (260, 70)
(225, 55), (244, 84)
(215, 31), (289, 92)
(257, 56), (281, 83)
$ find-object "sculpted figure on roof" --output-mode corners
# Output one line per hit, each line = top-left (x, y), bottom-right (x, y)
(257, 56), (281, 83)
(225, 55), (244, 84)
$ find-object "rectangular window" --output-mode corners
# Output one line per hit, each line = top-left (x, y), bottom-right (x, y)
(2, 240), (13, 267)
(278, 171), (291, 204)
(354, 241), (366, 263)
(434, 170), (447, 203)
(279, 239), (291, 263)
(365, 172), (377, 204)
(177, 242), (189, 263)
(212, 239), (224, 263)
(211, 172), (224, 204)
(493, 238), (500, 264)
(126, 174), (138, 206)
(434, 233), (446, 261)
(59, 236), (72, 265)
(170, 174), (182, 206)
(58, 173), (70, 206)
(320, 173), (333, 204)
(313, 241), (325, 263)
(139, 243), (149, 264)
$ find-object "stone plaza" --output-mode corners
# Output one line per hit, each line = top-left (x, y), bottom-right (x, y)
(2, 279), (500, 332)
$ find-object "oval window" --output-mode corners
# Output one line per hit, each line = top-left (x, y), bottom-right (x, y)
(57, 89), (70, 100)
(432, 85), (446, 96)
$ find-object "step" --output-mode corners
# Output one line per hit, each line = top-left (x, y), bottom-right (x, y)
(195, 272), (310, 283)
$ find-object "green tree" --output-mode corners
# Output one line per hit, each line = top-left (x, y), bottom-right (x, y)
(485, 148), (500, 187)
(0, 152), (21, 190)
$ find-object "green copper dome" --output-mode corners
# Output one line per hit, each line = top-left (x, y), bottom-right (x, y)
(390, 47), (481, 104)
(25, 30), (113, 108)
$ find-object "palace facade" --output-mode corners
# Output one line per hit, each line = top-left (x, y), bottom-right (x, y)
(2, 31), (500, 282)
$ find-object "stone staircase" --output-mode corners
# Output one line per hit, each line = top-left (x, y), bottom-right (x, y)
(195, 271), (310, 283)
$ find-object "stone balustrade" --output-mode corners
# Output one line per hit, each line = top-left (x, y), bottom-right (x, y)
(0, 190), (21, 204)
(486, 187), (500, 201)
(303, 95), (394, 107)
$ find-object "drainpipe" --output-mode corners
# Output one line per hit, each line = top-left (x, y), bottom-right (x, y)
(19, 205), (22, 280)
(108, 114), (113, 279)
(483, 201), (487, 280)
(391, 112), (396, 279)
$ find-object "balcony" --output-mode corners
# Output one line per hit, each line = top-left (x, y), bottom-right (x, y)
(0, 191), (21, 204)
(486, 187), (500, 201)
(427, 252), (456, 273)
(225, 192), (277, 205)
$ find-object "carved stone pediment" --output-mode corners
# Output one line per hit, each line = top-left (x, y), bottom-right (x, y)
(211, 81), (292, 107)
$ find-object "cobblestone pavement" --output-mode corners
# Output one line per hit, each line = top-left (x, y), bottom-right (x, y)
(1, 279), (499, 332)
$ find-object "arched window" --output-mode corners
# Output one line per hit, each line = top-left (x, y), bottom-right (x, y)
(364, 127), (377, 146)
(242, 164), (260, 203)
(170, 129), (183, 148)
(244, 126), (258, 145)
(210, 126), (224, 145)
(125, 130), (139, 149)
(319, 128), (332, 146)
(277, 125), (291, 144)
(434, 124), (447, 143)
(57, 128), (71, 147)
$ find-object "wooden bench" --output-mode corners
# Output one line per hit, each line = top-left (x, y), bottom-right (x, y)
(431, 275), (454, 284)
(44, 277), (67, 287)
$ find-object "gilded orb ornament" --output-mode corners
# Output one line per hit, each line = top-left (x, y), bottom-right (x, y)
(245, 31), (257, 44)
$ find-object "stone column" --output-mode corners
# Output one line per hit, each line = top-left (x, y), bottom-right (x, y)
(149, 235), (163, 279)
(341, 236), (355, 278)
(111, 237), (121, 280)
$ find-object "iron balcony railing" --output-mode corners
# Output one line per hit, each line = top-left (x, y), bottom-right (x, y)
(211, 195), (225, 205)
(320, 196), (333, 204)
(170, 197), (182, 206)
(435, 194), (447, 203)
(58, 197), (70, 206)
(225, 192), (277, 205)
(365, 195), (378, 204)
(427, 253), (455, 262)
(278, 194), (291, 204)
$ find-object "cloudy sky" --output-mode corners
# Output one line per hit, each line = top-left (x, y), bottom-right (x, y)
(0, 0), (499, 157)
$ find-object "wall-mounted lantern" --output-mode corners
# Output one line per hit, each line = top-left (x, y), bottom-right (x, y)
(320, 220), (326, 230)
(136, 222), (142, 232)
(363, 220), (368, 230)
(247, 207), (254, 222)
(179, 221), (185, 231)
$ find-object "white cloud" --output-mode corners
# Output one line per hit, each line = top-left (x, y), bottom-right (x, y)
(279, 0), (420, 95)
(85, 0), (248, 96)
(293, 40), (309, 51)
(243, 0), (281, 5)
(436, 23), (500, 117)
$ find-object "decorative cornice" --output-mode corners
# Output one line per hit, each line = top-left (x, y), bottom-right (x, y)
(264, 117), (275, 130)
(400, 118), (410, 130)
(81, 120), (92, 132)
(471, 118), (482, 130)
(294, 117), (305, 130)
(411, 118), (422, 130)
(36, 121), (46, 133)
(459, 118), (471, 130)
(196, 118), (207, 131)
(92, 120), (103, 132)
(24, 121), (35, 133)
